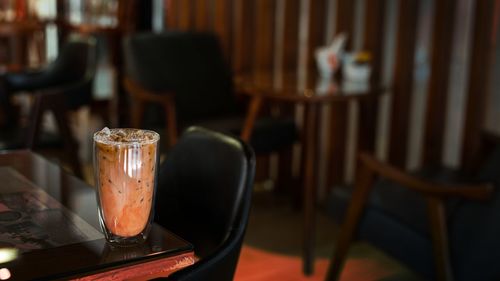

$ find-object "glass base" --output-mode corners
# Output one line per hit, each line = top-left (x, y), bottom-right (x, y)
(105, 232), (148, 247)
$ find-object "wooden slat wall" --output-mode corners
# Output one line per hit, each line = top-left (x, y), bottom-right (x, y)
(306, 0), (328, 72)
(165, 0), (178, 29)
(357, 0), (386, 154)
(461, 0), (496, 173)
(388, 0), (420, 168)
(363, 0), (386, 88)
(232, 0), (254, 73)
(282, 0), (300, 73)
(335, 0), (356, 50)
(254, 0), (276, 75)
(177, 0), (191, 30)
(213, 0), (232, 55)
(162, 0), (495, 184)
(422, 0), (457, 167)
(194, 0), (210, 31)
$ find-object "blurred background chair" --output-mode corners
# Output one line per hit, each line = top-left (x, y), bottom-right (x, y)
(325, 132), (500, 281)
(155, 126), (255, 281)
(122, 31), (298, 156)
(0, 35), (96, 177)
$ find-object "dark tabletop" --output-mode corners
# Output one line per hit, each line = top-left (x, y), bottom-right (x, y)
(235, 70), (384, 103)
(0, 150), (192, 280)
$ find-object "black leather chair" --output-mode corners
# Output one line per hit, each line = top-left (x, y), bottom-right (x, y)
(155, 126), (255, 281)
(122, 31), (298, 155)
(0, 35), (96, 177)
(325, 133), (500, 281)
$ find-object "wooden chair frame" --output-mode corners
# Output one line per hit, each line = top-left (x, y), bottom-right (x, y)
(25, 86), (84, 178)
(123, 77), (263, 147)
(325, 152), (494, 281)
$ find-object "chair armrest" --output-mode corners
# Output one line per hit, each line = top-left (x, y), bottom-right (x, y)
(234, 78), (263, 141)
(123, 77), (178, 146)
(123, 77), (174, 103)
(34, 79), (90, 97)
(4, 69), (49, 90)
(358, 152), (494, 200)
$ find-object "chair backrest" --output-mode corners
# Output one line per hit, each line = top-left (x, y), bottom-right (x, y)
(6, 35), (97, 109)
(449, 145), (500, 281)
(123, 31), (240, 123)
(155, 127), (255, 281)
(10, 35), (96, 89)
(46, 35), (97, 87)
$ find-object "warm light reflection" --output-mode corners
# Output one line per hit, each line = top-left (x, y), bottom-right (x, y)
(0, 268), (11, 280)
(0, 249), (17, 264)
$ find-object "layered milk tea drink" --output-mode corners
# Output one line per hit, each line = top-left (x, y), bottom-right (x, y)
(93, 128), (159, 245)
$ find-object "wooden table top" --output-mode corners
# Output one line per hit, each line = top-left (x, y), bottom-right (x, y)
(235, 70), (384, 103)
(0, 150), (193, 280)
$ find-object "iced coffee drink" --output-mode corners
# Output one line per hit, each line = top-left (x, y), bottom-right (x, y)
(93, 128), (159, 245)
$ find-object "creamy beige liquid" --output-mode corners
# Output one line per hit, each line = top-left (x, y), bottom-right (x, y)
(95, 129), (158, 238)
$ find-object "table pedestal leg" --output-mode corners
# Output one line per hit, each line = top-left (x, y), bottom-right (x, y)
(302, 103), (319, 275)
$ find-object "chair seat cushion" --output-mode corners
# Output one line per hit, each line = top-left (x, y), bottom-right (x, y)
(447, 146), (500, 281)
(359, 206), (435, 279)
(184, 116), (298, 154)
(327, 167), (463, 233)
(0, 127), (64, 150)
(326, 184), (435, 279)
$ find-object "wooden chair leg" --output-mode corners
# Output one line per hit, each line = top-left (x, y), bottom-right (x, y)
(427, 197), (453, 281)
(325, 160), (375, 281)
(25, 95), (44, 149)
(26, 93), (83, 178)
(51, 100), (83, 178)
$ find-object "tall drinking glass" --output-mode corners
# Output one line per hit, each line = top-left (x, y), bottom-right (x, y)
(93, 128), (160, 245)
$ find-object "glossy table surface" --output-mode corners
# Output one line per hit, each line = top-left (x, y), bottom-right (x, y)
(0, 150), (193, 280)
(235, 71), (381, 103)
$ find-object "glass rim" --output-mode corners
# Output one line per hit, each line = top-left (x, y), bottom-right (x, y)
(93, 128), (160, 146)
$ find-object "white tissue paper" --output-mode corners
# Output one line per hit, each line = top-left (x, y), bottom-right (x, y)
(315, 33), (348, 78)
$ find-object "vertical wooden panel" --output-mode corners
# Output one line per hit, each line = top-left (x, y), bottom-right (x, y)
(388, 0), (420, 168)
(327, 0), (353, 187)
(276, 0), (299, 116)
(336, 0), (356, 50)
(306, 0), (327, 70)
(232, 0), (255, 73)
(165, 0), (178, 29)
(461, 0), (496, 172)
(254, 0), (276, 75)
(194, 0), (210, 31)
(275, 0), (298, 189)
(177, 0), (192, 30)
(363, 0), (386, 87)
(422, 0), (457, 167)
(213, 0), (232, 56)
(282, 0), (300, 72)
(118, 0), (139, 33)
(357, 0), (386, 154)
